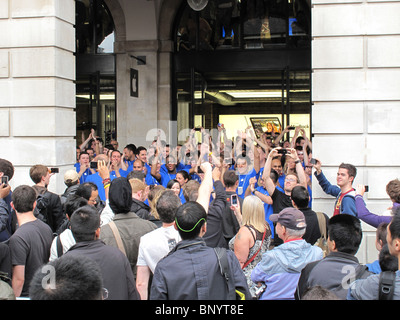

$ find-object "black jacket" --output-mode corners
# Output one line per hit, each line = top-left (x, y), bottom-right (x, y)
(32, 185), (66, 233)
(203, 180), (228, 248)
(150, 238), (250, 300)
(295, 251), (372, 300)
(66, 240), (140, 300)
(130, 198), (151, 220)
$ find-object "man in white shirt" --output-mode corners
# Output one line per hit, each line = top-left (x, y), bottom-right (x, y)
(136, 190), (182, 299)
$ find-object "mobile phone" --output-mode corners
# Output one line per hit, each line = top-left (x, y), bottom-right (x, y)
(364, 185), (369, 192)
(90, 161), (98, 169)
(1, 176), (8, 186)
(194, 127), (201, 131)
(288, 126), (295, 130)
(50, 168), (59, 173)
(197, 166), (203, 174)
(231, 194), (238, 206)
(310, 158), (317, 165)
(277, 149), (287, 155)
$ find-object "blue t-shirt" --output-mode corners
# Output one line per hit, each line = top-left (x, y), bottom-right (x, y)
(236, 168), (257, 199)
(85, 172), (117, 201)
(74, 163), (92, 184)
(255, 186), (274, 239)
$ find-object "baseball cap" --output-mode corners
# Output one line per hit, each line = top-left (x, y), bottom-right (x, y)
(64, 169), (79, 184)
(269, 207), (307, 230)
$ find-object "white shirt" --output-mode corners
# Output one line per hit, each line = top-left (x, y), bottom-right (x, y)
(49, 229), (76, 261)
(137, 225), (181, 273)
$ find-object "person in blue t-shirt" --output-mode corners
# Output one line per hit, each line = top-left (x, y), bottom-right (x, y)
(235, 155), (259, 199)
(248, 174), (274, 239)
(74, 151), (94, 184)
(151, 154), (194, 188)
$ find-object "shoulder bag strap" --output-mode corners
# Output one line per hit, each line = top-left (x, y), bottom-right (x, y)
(214, 247), (236, 300)
(108, 221), (127, 256)
(379, 271), (396, 300)
(242, 229), (267, 270)
(56, 235), (63, 258)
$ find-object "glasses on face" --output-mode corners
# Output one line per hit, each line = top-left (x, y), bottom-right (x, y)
(88, 198), (97, 205)
(285, 178), (297, 182)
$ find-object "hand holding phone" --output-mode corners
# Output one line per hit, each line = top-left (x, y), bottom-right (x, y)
(231, 194), (238, 207)
(1, 176), (8, 186)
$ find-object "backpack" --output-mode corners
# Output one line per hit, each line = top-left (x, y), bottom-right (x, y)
(33, 193), (50, 226)
(314, 212), (328, 257)
(0, 272), (15, 300)
(379, 271), (396, 300)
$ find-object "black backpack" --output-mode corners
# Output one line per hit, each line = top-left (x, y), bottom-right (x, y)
(33, 193), (50, 226)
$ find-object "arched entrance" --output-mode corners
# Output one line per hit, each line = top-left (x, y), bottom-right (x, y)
(172, 0), (311, 144)
(75, 0), (117, 145)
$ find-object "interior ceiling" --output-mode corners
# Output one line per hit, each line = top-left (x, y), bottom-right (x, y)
(177, 71), (310, 106)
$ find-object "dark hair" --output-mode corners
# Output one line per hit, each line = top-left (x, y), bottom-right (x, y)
(64, 195), (88, 218)
(70, 205), (100, 242)
(388, 211), (400, 242)
(11, 185), (37, 213)
(291, 186), (309, 209)
(376, 222), (388, 246)
(176, 170), (190, 182)
(379, 244), (398, 272)
(270, 170), (279, 184)
(223, 170), (238, 188)
(328, 214), (362, 255)
(75, 182), (98, 201)
(124, 144), (137, 153)
(386, 179), (400, 203)
(338, 163), (357, 180)
(111, 150), (122, 158)
(135, 146), (147, 155)
(156, 190), (181, 223)
(29, 164), (48, 184)
(104, 144), (115, 151)
(79, 151), (89, 159)
(166, 179), (180, 190)
(127, 170), (146, 182)
(175, 201), (206, 240)
(29, 255), (103, 300)
(0, 159), (14, 180)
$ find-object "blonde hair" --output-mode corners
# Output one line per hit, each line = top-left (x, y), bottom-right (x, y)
(148, 186), (165, 219)
(241, 195), (266, 233)
(129, 178), (146, 193)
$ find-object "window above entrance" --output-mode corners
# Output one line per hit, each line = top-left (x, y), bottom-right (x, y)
(76, 0), (115, 54)
(175, 0), (310, 52)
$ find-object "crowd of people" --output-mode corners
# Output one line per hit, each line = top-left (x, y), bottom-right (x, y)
(0, 123), (399, 300)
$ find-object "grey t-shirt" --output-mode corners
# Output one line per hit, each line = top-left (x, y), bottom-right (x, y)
(9, 219), (53, 297)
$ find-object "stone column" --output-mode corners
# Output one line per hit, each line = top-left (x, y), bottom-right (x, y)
(0, 0), (76, 194)
(311, 0), (400, 263)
